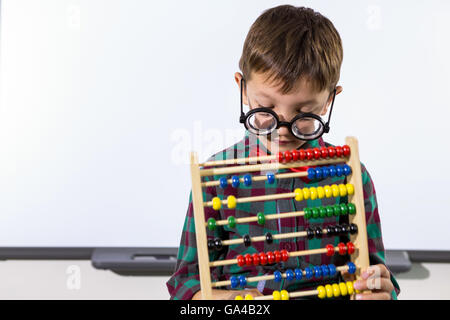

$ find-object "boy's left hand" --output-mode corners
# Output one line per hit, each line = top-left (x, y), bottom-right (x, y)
(352, 264), (395, 300)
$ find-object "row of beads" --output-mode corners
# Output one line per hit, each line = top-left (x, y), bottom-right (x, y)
(208, 232), (276, 251)
(307, 164), (351, 180)
(277, 145), (350, 163)
(304, 203), (356, 220)
(294, 183), (354, 202)
(306, 223), (358, 239)
(229, 262), (356, 289)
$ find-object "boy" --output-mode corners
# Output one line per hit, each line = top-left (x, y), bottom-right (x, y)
(167, 5), (400, 300)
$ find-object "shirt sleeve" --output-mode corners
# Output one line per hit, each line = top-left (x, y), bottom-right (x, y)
(361, 163), (401, 299)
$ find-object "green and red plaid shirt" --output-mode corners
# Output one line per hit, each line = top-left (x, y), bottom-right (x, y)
(167, 132), (400, 300)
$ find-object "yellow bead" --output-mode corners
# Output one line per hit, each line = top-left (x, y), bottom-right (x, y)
(324, 185), (333, 198)
(309, 187), (317, 200)
(353, 280), (361, 294)
(212, 197), (222, 210)
(280, 290), (289, 300)
(325, 284), (333, 298)
(316, 186), (325, 199)
(339, 184), (347, 197)
(302, 187), (310, 200)
(235, 295), (243, 300)
(227, 195), (236, 209)
(294, 188), (303, 201)
(272, 290), (281, 300)
(339, 282), (348, 296)
(346, 183), (355, 195)
(317, 286), (326, 299)
(331, 184), (340, 197)
(332, 283), (341, 297)
(245, 294), (253, 300)
(346, 281), (354, 295)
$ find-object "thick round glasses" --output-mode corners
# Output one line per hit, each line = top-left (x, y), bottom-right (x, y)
(239, 78), (336, 141)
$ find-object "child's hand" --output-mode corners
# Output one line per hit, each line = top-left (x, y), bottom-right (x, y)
(353, 264), (394, 300)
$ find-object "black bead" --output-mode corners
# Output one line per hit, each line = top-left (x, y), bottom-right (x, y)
(339, 224), (347, 236)
(208, 239), (215, 250)
(341, 223), (351, 233)
(306, 227), (315, 239)
(243, 234), (252, 247)
(350, 223), (358, 234)
(333, 225), (341, 235)
(214, 237), (222, 251)
(265, 232), (273, 244)
(314, 226), (323, 238)
(326, 225), (335, 236)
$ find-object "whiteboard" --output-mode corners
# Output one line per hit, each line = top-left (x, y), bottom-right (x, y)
(0, 0), (449, 250)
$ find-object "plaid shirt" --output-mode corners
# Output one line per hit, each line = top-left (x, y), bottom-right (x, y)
(167, 132), (400, 300)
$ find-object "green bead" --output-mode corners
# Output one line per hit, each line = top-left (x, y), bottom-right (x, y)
(340, 203), (348, 215)
(347, 203), (356, 215)
(326, 206), (334, 217)
(304, 207), (312, 219)
(319, 207), (327, 218)
(312, 208), (320, 219)
(333, 204), (341, 216)
(257, 212), (266, 225)
(207, 218), (216, 231)
(227, 216), (236, 228)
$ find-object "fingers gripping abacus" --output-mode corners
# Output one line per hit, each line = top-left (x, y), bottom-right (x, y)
(189, 136), (370, 300)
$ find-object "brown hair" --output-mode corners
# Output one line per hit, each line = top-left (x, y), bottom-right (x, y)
(238, 5), (343, 94)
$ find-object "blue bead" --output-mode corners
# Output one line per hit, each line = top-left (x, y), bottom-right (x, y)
(336, 165), (343, 177)
(266, 172), (275, 184)
(219, 177), (228, 189)
(294, 268), (303, 280)
(285, 269), (294, 281)
(328, 264), (337, 276)
(231, 175), (240, 188)
(307, 168), (316, 180)
(230, 276), (238, 288)
(347, 262), (356, 274)
(315, 167), (323, 179)
(243, 174), (252, 186)
(328, 165), (336, 177)
(274, 270), (282, 282)
(304, 267), (313, 279)
(238, 275), (247, 287)
(321, 264), (329, 277)
(343, 164), (352, 176)
(314, 266), (322, 279)
(322, 167), (330, 178)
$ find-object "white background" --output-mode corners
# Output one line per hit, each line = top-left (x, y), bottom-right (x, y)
(0, 0), (449, 250)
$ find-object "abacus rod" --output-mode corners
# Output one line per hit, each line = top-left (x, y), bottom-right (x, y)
(222, 230), (308, 246)
(200, 155), (275, 167)
(208, 210), (305, 227)
(199, 157), (347, 177)
(204, 191), (296, 207)
(201, 171), (308, 187)
(211, 265), (352, 288)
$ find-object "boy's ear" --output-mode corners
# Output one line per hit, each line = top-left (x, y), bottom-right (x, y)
(320, 85), (343, 116)
(234, 72), (249, 106)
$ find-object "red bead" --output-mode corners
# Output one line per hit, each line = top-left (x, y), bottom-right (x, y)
(320, 147), (329, 158)
(244, 253), (253, 266)
(342, 145), (351, 157)
(346, 242), (355, 255)
(325, 244), (335, 257)
(259, 252), (268, 265)
(274, 250), (281, 263)
(280, 249), (289, 262)
(335, 146), (343, 157)
(266, 251), (275, 264)
(284, 151), (293, 162)
(291, 150), (299, 161)
(338, 242), (347, 255)
(251, 253), (260, 266)
(306, 149), (314, 160)
(313, 148), (321, 159)
(327, 146), (336, 158)
(277, 152), (284, 163)
(237, 255), (245, 267)
(299, 149), (306, 160)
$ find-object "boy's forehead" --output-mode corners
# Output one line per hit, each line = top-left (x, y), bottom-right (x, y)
(247, 71), (327, 103)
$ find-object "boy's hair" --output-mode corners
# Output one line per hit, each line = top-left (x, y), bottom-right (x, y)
(239, 5), (343, 94)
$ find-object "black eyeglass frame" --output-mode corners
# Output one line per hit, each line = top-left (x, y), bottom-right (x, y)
(239, 77), (337, 141)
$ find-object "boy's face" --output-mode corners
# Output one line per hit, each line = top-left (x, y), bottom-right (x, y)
(235, 71), (343, 153)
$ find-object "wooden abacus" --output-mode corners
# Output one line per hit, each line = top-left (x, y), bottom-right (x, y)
(190, 136), (369, 300)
